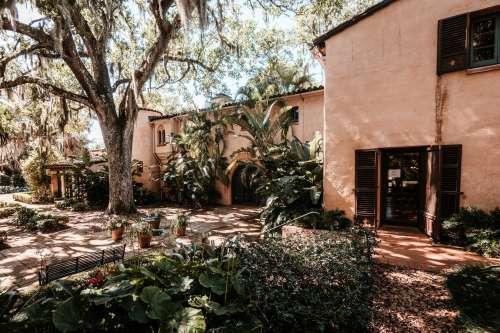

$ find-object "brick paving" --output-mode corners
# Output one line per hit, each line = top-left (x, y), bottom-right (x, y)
(374, 226), (500, 272)
(0, 194), (261, 291)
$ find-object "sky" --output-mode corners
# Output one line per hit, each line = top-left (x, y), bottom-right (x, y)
(14, 2), (324, 149)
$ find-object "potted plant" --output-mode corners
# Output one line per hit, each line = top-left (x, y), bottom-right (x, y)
(143, 209), (163, 229)
(107, 217), (129, 241)
(173, 214), (189, 237)
(134, 222), (153, 248)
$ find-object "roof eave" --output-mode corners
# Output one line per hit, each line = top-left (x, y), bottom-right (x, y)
(313, 0), (398, 46)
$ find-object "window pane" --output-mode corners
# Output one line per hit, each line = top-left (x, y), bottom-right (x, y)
(471, 17), (496, 63)
(473, 47), (495, 62)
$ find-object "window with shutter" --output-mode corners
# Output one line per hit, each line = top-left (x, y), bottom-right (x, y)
(355, 150), (378, 224)
(437, 14), (469, 74)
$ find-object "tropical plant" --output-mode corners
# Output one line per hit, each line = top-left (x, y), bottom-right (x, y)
(163, 110), (229, 207)
(228, 99), (295, 159)
(173, 213), (189, 236)
(229, 128), (324, 230)
(235, 58), (316, 103)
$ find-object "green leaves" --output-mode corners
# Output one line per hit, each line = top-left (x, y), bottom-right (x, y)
(170, 308), (206, 333)
(52, 298), (81, 333)
(140, 286), (180, 321)
(199, 272), (226, 295)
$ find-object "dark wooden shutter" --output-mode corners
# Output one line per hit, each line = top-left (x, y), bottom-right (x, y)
(439, 145), (462, 219)
(437, 14), (469, 74)
(355, 150), (378, 224)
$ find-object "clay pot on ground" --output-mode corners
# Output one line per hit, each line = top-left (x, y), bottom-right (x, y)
(111, 227), (124, 241)
(175, 226), (187, 237)
(138, 233), (152, 248)
(148, 219), (160, 229)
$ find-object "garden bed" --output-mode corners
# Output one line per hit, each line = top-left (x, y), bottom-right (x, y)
(0, 227), (375, 332)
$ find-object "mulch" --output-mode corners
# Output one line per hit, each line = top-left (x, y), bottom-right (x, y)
(369, 264), (463, 333)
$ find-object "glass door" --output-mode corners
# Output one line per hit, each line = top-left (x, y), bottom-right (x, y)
(382, 150), (422, 226)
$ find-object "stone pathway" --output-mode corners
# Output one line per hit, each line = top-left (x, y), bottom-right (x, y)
(374, 226), (500, 272)
(0, 194), (261, 291)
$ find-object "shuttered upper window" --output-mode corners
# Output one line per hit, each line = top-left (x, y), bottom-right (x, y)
(470, 15), (500, 67)
(438, 8), (500, 74)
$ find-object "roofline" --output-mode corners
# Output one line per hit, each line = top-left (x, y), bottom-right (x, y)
(149, 86), (324, 122)
(313, 0), (398, 46)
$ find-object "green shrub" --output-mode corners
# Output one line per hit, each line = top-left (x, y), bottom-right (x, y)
(13, 208), (67, 232)
(443, 207), (500, 257)
(236, 227), (375, 332)
(54, 199), (72, 210)
(13, 207), (38, 231)
(0, 228), (375, 333)
(36, 219), (58, 232)
(71, 202), (89, 212)
(447, 265), (500, 331)
(21, 148), (57, 202)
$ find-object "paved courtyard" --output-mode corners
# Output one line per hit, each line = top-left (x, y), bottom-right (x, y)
(374, 226), (500, 272)
(0, 194), (261, 291)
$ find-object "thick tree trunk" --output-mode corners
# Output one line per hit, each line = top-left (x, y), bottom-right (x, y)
(100, 112), (136, 214)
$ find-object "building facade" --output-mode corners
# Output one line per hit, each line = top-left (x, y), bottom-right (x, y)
(132, 87), (325, 205)
(314, 0), (500, 238)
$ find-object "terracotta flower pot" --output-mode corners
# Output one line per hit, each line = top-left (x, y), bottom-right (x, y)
(138, 233), (152, 248)
(111, 227), (124, 241)
(148, 220), (160, 229)
(175, 226), (187, 237)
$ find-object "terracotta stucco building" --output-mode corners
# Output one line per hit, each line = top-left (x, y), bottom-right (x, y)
(314, 0), (500, 238)
(131, 87), (325, 205)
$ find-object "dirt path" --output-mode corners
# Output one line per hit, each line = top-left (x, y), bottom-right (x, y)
(370, 264), (462, 333)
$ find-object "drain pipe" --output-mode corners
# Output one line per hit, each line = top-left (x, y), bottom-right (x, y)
(263, 211), (321, 235)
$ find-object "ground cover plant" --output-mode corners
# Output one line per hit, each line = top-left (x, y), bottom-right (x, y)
(13, 207), (69, 233)
(0, 227), (375, 332)
(447, 265), (500, 332)
(0, 186), (28, 194)
(442, 207), (500, 257)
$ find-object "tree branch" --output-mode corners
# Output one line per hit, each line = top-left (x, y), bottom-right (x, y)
(0, 76), (91, 107)
(1, 16), (54, 46)
(165, 55), (215, 72)
(112, 78), (131, 92)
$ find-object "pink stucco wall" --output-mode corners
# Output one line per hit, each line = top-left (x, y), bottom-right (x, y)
(322, 0), (500, 217)
(132, 109), (162, 193)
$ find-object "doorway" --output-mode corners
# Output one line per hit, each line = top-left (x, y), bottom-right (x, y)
(381, 148), (426, 226)
(231, 166), (259, 205)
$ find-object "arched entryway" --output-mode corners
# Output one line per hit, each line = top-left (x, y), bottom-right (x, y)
(231, 165), (259, 205)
